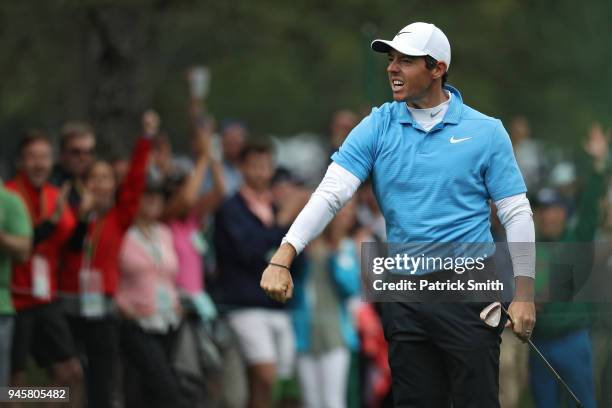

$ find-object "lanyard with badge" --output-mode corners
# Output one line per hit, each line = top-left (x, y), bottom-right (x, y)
(79, 214), (105, 318)
(135, 226), (173, 314)
(16, 177), (51, 300)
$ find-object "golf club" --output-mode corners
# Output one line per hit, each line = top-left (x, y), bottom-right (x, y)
(481, 302), (584, 408)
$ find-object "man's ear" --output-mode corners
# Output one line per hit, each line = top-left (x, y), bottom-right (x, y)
(432, 61), (448, 81)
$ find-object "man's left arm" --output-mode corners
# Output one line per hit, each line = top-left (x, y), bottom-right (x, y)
(485, 121), (536, 341)
(495, 193), (536, 342)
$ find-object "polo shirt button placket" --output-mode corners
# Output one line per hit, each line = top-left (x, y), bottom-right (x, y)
(412, 126), (428, 155)
(418, 129), (438, 155)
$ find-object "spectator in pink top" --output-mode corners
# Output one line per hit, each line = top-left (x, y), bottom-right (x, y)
(116, 180), (185, 408)
(163, 117), (225, 296)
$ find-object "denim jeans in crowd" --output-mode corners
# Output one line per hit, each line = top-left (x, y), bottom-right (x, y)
(530, 328), (596, 408)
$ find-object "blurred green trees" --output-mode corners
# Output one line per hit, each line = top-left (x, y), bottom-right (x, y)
(0, 0), (610, 164)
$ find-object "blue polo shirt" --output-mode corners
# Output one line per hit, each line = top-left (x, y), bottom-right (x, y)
(332, 85), (526, 250)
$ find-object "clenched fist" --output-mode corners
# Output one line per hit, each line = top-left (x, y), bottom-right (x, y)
(507, 276), (537, 342)
(260, 264), (294, 303)
(506, 301), (536, 342)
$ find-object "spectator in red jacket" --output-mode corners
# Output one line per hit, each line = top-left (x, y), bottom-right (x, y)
(6, 130), (83, 408)
(59, 111), (156, 408)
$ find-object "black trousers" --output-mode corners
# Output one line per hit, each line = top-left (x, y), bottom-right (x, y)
(67, 315), (119, 408)
(11, 302), (78, 372)
(381, 300), (506, 408)
(120, 320), (185, 408)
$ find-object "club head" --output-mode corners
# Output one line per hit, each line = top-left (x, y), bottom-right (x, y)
(480, 301), (502, 327)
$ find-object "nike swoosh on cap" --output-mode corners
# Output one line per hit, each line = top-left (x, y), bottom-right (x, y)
(449, 136), (472, 144)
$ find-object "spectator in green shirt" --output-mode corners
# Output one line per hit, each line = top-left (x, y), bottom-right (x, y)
(0, 182), (32, 386)
(529, 127), (608, 408)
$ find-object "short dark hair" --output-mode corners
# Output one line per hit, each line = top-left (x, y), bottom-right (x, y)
(424, 55), (448, 86)
(18, 129), (52, 157)
(60, 121), (95, 151)
(239, 143), (273, 163)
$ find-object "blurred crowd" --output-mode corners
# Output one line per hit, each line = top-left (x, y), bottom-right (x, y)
(0, 79), (611, 408)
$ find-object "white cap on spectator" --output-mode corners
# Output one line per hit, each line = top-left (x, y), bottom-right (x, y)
(371, 22), (451, 69)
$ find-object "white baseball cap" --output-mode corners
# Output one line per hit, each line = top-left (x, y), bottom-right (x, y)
(371, 22), (451, 69)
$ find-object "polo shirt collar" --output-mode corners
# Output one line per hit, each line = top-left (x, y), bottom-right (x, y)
(398, 84), (463, 126)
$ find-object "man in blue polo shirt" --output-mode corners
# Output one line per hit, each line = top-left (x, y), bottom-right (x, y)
(261, 22), (536, 407)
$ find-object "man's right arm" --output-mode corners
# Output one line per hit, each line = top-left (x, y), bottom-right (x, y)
(261, 110), (380, 302)
(283, 163), (362, 254)
(261, 162), (361, 302)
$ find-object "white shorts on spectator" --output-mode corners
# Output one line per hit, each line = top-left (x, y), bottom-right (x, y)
(227, 308), (296, 378)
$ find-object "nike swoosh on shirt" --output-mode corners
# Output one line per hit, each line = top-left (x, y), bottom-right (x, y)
(430, 109), (443, 118)
(449, 136), (472, 144)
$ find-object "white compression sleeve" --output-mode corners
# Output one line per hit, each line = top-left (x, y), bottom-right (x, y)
(282, 162), (361, 254)
(494, 193), (536, 278)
